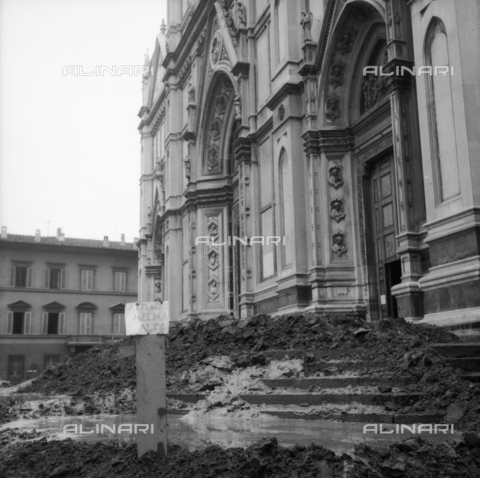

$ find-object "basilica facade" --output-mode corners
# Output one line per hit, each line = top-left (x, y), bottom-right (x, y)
(137, 0), (480, 338)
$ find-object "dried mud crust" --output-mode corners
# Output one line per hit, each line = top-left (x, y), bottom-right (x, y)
(10, 314), (480, 432)
(0, 434), (480, 478)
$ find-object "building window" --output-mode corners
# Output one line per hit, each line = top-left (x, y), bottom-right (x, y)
(42, 312), (66, 335)
(279, 149), (293, 267)
(256, 23), (271, 107)
(259, 138), (276, 280)
(114, 271), (127, 292)
(425, 18), (460, 203)
(44, 268), (66, 290)
(113, 314), (125, 335)
(79, 313), (93, 335)
(6, 311), (32, 335)
(44, 355), (61, 369)
(81, 269), (94, 291)
(10, 265), (33, 288)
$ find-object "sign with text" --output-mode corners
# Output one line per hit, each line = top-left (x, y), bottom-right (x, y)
(125, 302), (169, 335)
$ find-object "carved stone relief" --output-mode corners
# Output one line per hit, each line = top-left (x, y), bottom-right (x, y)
(328, 163), (344, 189)
(337, 26), (357, 54)
(329, 60), (346, 88)
(331, 230), (348, 257)
(325, 94), (341, 122)
(330, 198), (346, 222)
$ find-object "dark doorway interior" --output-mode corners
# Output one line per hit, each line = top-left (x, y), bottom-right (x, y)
(385, 259), (402, 318)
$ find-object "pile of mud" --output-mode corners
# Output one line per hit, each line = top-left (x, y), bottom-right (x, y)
(21, 313), (457, 396)
(12, 313), (480, 432)
(0, 433), (479, 477)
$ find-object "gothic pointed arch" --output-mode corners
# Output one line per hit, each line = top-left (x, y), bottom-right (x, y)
(318, 1), (387, 128)
(198, 72), (238, 176)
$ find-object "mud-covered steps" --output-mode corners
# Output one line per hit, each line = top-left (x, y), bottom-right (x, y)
(432, 343), (480, 378)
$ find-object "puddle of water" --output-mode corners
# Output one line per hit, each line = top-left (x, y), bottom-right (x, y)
(0, 414), (462, 454)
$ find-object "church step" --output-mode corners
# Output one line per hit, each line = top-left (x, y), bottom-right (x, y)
(261, 410), (443, 424)
(432, 343), (480, 358)
(168, 392), (422, 407)
(445, 357), (480, 372)
(260, 376), (415, 389)
(238, 392), (423, 407)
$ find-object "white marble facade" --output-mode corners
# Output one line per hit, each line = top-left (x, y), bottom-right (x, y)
(137, 0), (480, 338)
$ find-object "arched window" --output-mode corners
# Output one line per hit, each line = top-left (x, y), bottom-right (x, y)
(425, 18), (459, 202)
(274, 0), (287, 64)
(279, 149), (292, 267)
(164, 245), (169, 300)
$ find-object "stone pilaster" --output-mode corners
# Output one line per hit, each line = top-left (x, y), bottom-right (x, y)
(234, 136), (254, 318)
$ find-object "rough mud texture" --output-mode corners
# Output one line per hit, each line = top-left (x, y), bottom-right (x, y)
(1, 434), (480, 477)
(21, 313), (457, 395)
(9, 313), (480, 432)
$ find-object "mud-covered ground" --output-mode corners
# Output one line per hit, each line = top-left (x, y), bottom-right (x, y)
(1, 313), (480, 476)
(8, 313), (480, 432)
(0, 432), (479, 477)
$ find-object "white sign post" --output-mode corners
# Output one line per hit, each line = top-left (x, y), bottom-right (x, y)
(126, 301), (169, 458)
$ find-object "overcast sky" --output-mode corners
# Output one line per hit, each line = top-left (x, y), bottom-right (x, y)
(0, 0), (166, 242)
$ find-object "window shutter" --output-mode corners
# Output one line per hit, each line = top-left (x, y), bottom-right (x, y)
(88, 271), (93, 291)
(81, 271), (86, 290)
(58, 313), (66, 335)
(120, 314), (125, 335)
(27, 267), (33, 288)
(79, 313), (85, 334)
(42, 313), (48, 334)
(6, 312), (13, 334)
(121, 273), (126, 292)
(60, 269), (67, 290)
(9, 267), (15, 287)
(114, 273), (120, 292)
(44, 268), (50, 289)
(113, 314), (120, 335)
(86, 313), (92, 335)
(24, 312), (32, 334)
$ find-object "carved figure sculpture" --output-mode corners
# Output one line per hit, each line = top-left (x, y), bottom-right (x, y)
(325, 95), (341, 122)
(330, 198), (346, 222)
(328, 163), (344, 189)
(331, 232), (348, 257)
(236, 1), (246, 28)
(329, 60), (346, 88)
(300, 11), (313, 42)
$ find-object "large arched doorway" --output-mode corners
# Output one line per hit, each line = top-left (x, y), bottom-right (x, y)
(197, 72), (242, 317)
(309, 0), (426, 320)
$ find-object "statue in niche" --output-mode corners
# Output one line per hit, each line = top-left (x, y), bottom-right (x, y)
(325, 95), (341, 122)
(208, 251), (219, 268)
(211, 36), (220, 63)
(236, 1), (246, 28)
(207, 149), (219, 171)
(330, 198), (346, 222)
(329, 60), (346, 88)
(208, 223), (218, 239)
(234, 95), (242, 122)
(328, 163), (344, 189)
(337, 27), (356, 54)
(300, 11), (313, 42)
(210, 121), (220, 140)
(216, 95), (227, 113)
(188, 82), (196, 104)
(331, 231), (348, 257)
(183, 156), (191, 179)
(209, 281), (219, 296)
(278, 104), (285, 121)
